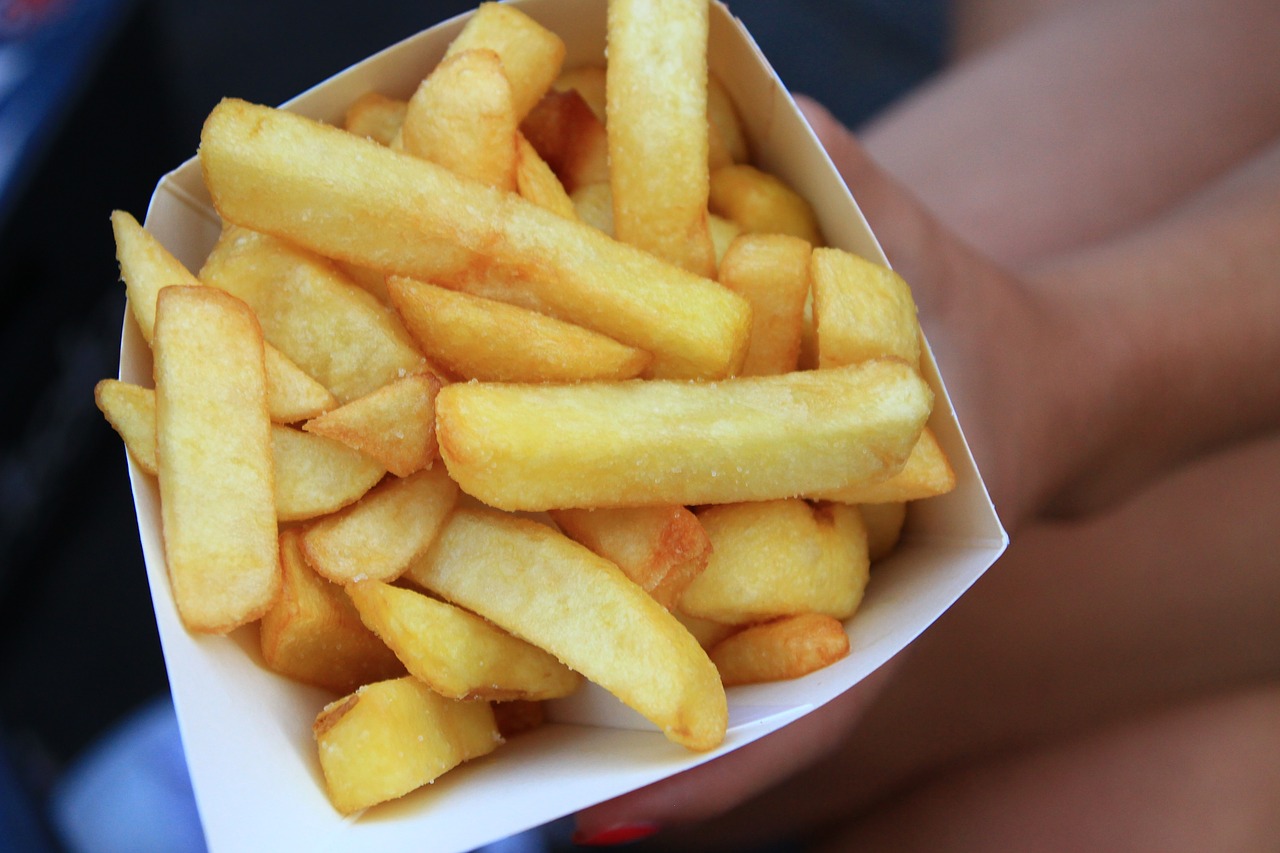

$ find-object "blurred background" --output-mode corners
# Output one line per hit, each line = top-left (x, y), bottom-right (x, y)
(0, 0), (943, 848)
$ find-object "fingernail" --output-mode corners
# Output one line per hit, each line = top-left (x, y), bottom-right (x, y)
(572, 822), (661, 846)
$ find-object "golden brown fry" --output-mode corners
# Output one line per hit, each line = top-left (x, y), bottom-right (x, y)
(436, 358), (933, 511)
(406, 506), (727, 751)
(314, 677), (500, 815)
(343, 92), (407, 146)
(94, 379), (158, 475)
(812, 247), (922, 369)
(521, 88), (610, 193)
(709, 163), (824, 246)
(401, 49), (518, 191)
(346, 580), (582, 701)
(301, 372), (443, 478)
(709, 613), (850, 686)
(153, 285), (279, 634)
(388, 276), (650, 384)
(810, 426), (955, 504)
(681, 500), (870, 625)
(717, 233), (812, 376)
(550, 505), (711, 610)
(200, 99), (751, 379)
(271, 425), (385, 522)
(515, 132), (577, 219)
(301, 466), (458, 584)
(262, 345), (338, 423)
(607, 0), (716, 277)
(552, 63), (607, 121)
(259, 528), (404, 694)
(444, 1), (566, 121)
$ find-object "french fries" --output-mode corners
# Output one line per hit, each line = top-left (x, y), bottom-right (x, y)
(97, 0), (966, 828)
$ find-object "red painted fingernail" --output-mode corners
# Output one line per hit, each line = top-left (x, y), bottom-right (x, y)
(572, 822), (661, 846)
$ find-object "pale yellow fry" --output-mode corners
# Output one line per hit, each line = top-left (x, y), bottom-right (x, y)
(607, 0), (716, 277)
(550, 505), (711, 611)
(94, 379), (158, 474)
(346, 580), (582, 702)
(812, 246), (921, 369)
(198, 225), (426, 403)
(515, 132), (577, 219)
(680, 500), (870, 625)
(444, 1), (566, 121)
(301, 372), (443, 478)
(111, 210), (335, 423)
(436, 358), (933, 511)
(200, 99), (751, 379)
(153, 285), (279, 634)
(259, 528), (405, 694)
(271, 425), (385, 522)
(388, 276), (650, 383)
(709, 163), (824, 246)
(810, 426), (955, 503)
(406, 507), (727, 751)
(709, 613), (851, 686)
(570, 182), (614, 235)
(718, 233), (812, 376)
(314, 677), (499, 815)
(860, 501), (908, 563)
(707, 72), (749, 164)
(343, 92), (407, 146)
(402, 49), (518, 191)
(301, 466), (458, 584)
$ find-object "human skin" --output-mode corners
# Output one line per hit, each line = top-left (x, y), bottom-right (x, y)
(573, 0), (1280, 847)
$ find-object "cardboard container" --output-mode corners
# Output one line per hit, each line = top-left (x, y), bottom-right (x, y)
(123, 1), (1008, 849)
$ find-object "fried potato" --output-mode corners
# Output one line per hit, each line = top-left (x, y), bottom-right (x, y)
(521, 88), (610, 193)
(198, 225), (426, 403)
(549, 505), (711, 610)
(271, 425), (385, 522)
(346, 580), (582, 701)
(444, 0), (565, 121)
(709, 163), (823, 246)
(259, 529), (404, 694)
(200, 99), (751, 380)
(681, 500), (870, 625)
(111, 210), (336, 422)
(674, 611), (739, 651)
(717, 233), (812, 376)
(342, 91), (407, 146)
(570, 181), (614, 235)
(94, 379), (158, 474)
(388, 276), (650, 384)
(436, 358), (933, 511)
(709, 614), (850, 687)
(707, 73), (748, 165)
(810, 427), (955, 504)
(314, 677), (500, 815)
(515, 132), (577, 219)
(301, 372), (442, 478)
(406, 506), (727, 751)
(812, 246), (921, 369)
(860, 500), (909, 563)
(606, 0), (716, 277)
(552, 63), (606, 121)
(300, 466), (458, 584)
(153, 285), (279, 634)
(401, 49), (518, 191)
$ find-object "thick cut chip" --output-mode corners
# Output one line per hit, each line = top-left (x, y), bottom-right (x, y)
(200, 99), (751, 379)
(271, 425), (385, 522)
(681, 500), (870, 625)
(388, 276), (650, 384)
(515, 132), (577, 219)
(552, 64), (606, 121)
(406, 507), (727, 751)
(860, 501), (909, 563)
(810, 427), (955, 503)
(401, 49), (518, 191)
(717, 233), (812, 376)
(259, 529), (404, 693)
(436, 358), (933, 511)
(94, 379), (158, 474)
(521, 89), (610, 193)
(707, 73), (748, 165)
(112, 210), (336, 422)
(606, 0), (716, 277)
(709, 163), (823, 246)
(570, 182), (615, 235)
(346, 580), (582, 702)
(301, 372), (443, 478)
(301, 467), (458, 584)
(812, 247), (922, 369)
(314, 677), (500, 815)
(443, 1), (565, 121)
(709, 614), (851, 686)
(675, 611), (739, 651)
(549, 505), (711, 610)
(343, 92), (407, 146)
(198, 225), (425, 403)
(152, 285), (279, 634)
